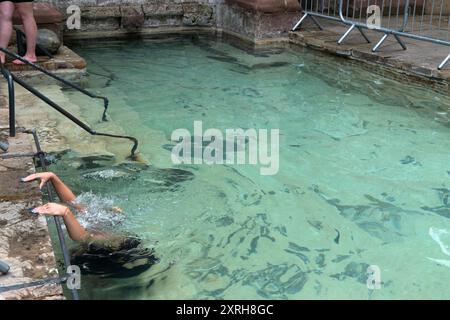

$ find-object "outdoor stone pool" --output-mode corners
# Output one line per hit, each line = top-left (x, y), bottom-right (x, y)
(44, 36), (450, 299)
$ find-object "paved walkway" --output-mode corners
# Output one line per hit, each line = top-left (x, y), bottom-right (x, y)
(0, 81), (64, 300)
(289, 17), (450, 90)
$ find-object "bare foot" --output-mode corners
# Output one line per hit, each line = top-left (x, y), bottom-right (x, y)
(12, 54), (37, 65)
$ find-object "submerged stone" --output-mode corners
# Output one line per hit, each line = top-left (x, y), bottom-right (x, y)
(242, 263), (307, 298)
(344, 262), (370, 284)
(74, 153), (116, 170)
(116, 160), (150, 172)
(215, 216), (234, 227)
(82, 169), (132, 181)
(207, 55), (239, 63)
(250, 61), (291, 69)
(141, 167), (195, 192)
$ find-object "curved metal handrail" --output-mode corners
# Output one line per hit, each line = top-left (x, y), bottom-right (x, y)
(11, 73), (138, 156)
(0, 47), (109, 121)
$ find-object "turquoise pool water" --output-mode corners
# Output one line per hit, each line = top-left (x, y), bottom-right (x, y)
(50, 36), (450, 299)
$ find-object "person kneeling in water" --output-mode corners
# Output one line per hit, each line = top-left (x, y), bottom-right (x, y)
(22, 172), (158, 277)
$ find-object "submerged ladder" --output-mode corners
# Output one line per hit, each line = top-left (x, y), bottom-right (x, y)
(0, 47), (139, 156)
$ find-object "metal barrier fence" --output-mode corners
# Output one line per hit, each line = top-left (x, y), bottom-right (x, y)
(292, 0), (450, 69)
(293, 0), (346, 31)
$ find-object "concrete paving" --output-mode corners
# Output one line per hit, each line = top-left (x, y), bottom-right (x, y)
(289, 16), (450, 90)
(0, 129), (64, 300)
(0, 56), (69, 299)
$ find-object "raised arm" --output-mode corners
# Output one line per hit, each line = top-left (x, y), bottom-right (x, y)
(22, 172), (77, 203)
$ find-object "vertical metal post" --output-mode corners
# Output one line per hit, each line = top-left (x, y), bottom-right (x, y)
(1, 65), (16, 137)
(15, 29), (26, 57)
(27, 129), (80, 301)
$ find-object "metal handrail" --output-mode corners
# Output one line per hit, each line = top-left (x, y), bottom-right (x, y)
(0, 47), (109, 121)
(292, 0), (450, 70)
(0, 50), (139, 156)
(0, 132), (80, 300)
(0, 64), (15, 137)
(27, 128), (79, 300)
(336, 0), (450, 69)
(10, 73), (138, 156)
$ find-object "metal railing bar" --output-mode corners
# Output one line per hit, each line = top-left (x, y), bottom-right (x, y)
(429, 0), (436, 33)
(0, 276), (68, 293)
(420, 0), (426, 33)
(292, 0), (450, 69)
(11, 74), (138, 156)
(14, 28), (53, 59)
(411, 0), (417, 33)
(25, 128), (79, 300)
(0, 47), (109, 122)
(438, 0), (444, 35)
(0, 64), (15, 137)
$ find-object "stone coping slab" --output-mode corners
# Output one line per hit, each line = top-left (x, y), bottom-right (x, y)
(289, 17), (450, 90)
(0, 131), (65, 300)
(3, 45), (86, 72)
(226, 0), (300, 13)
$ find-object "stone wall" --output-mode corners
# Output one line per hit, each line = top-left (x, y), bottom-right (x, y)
(39, 0), (216, 33)
(216, 0), (300, 41)
(33, 0), (301, 42)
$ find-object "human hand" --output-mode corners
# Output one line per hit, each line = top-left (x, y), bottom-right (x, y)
(32, 203), (70, 217)
(22, 172), (56, 189)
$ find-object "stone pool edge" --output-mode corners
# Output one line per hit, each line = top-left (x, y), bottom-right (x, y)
(0, 130), (65, 300)
(1, 23), (448, 300)
(62, 25), (450, 93)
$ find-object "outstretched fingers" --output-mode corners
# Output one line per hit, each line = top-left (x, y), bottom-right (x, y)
(32, 203), (67, 216)
(21, 172), (53, 189)
(21, 173), (39, 183)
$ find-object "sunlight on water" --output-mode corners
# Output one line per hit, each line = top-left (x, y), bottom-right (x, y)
(47, 36), (450, 299)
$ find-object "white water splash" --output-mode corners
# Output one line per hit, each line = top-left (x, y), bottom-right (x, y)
(82, 169), (129, 181)
(72, 192), (125, 231)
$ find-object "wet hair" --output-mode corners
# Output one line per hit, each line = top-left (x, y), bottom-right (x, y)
(70, 234), (158, 278)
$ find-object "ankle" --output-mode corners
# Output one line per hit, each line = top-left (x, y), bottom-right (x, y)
(24, 53), (37, 60)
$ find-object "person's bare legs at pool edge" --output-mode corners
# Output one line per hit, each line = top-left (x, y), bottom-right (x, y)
(0, 1), (14, 64)
(13, 1), (37, 64)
